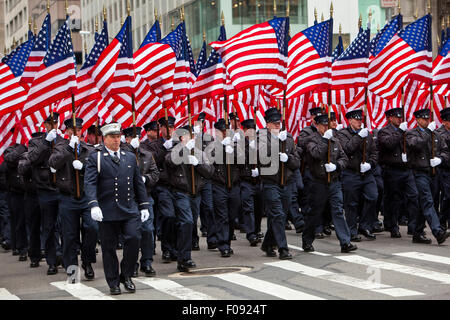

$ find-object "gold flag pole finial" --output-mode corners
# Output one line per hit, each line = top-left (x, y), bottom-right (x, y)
(314, 7), (318, 22)
(437, 34), (441, 47)
(339, 23), (342, 35)
(127, 0), (131, 16)
(47, 0), (50, 14)
(273, 0), (277, 16)
(377, 23), (380, 32)
(154, 8), (158, 21)
(95, 16), (98, 33)
(286, 1), (290, 17)
(121, 17), (124, 25)
(369, 8), (372, 23)
(28, 16), (32, 30)
(358, 13), (362, 29)
(65, 0), (68, 15)
(84, 40), (87, 55)
(447, 15), (450, 27)
(321, 13), (324, 22)
(12, 37), (16, 50)
(397, 0), (401, 14)
(103, 5), (107, 21)
(33, 19), (37, 35)
(171, 16), (175, 31)
(427, 0), (431, 15)
(414, 8), (418, 20)
(181, 6), (185, 21)
(203, 29), (206, 42)
(221, 11), (225, 26)
(330, 2), (334, 18)
(442, 17), (446, 30)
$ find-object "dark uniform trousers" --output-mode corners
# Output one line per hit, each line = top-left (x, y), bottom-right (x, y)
(139, 196), (155, 267)
(200, 181), (217, 246)
(172, 191), (195, 262)
(382, 166), (419, 234)
(212, 184), (240, 253)
(37, 190), (61, 266)
(190, 193), (201, 246)
(373, 165), (384, 226)
(99, 215), (141, 288)
(342, 169), (378, 236)
(287, 169), (305, 230)
(413, 172), (442, 237)
(240, 181), (263, 242)
(0, 191), (10, 244)
(261, 183), (290, 251)
(59, 194), (98, 268)
(155, 185), (177, 256)
(8, 191), (27, 254)
(439, 169), (450, 228)
(25, 192), (42, 262)
(302, 180), (351, 246)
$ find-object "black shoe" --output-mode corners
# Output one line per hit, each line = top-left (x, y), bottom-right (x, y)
(30, 261), (39, 268)
(132, 264), (139, 278)
(315, 233), (325, 239)
(120, 276), (136, 293)
(76, 249), (81, 256)
(359, 229), (376, 240)
(177, 260), (196, 272)
(47, 265), (58, 275)
(231, 234), (237, 241)
(257, 232), (264, 239)
(207, 243), (218, 250)
(412, 234), (432, 244)
(116, 243), (123, 250)
(407, 230), (414, 236)
(372, 225), (384, 233)
(229, 248), (234, 255)
(192, 240), (200, 251)
(82, 263), (95, 280)
(302, 244), (315, 252)
(323, 226), (332, 236)
(295, 225), (305, 234)
(1, 241), (11, 251)
(170, 254), (178, 261)
(110, 286), (121, 295)
(279, 249), (292, 260)
(19, 253), (27, 261)
(40, 250), (45, 261)
(162, 251), (171, 263)
(399, 218), (408, 226)
(95, 248), (99, 254)
(56, 256), (63, 268)
(12, 249), (19, 256)
(285, 223), (293, 230)
(436, 231), (450, 245)
(201, 231), (207, 237)
(249, 237), (259, 247)
(351, 235), (362, 242)
(221, 249), (231, 258)
(341, 243), (358, 253)
(261, 245), (277, 257)
(391, 230), (402, 238)
(140, 265), (156, 277)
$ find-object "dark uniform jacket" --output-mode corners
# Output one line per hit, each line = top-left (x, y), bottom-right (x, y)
(336, 127), (378, 172)
(239, 136), (260, 184)
(146, 137), (171, 187)
(306, 132), (348, 182)
(4, 144), (27, 193)
(165, 142), (214, 194)
(48, 139), (94, 198)
(377, 123), (406, 168)
(205, 139), (241, 187)
(84, 146), (150, 221)
(436, 126), (450, 170)
(0, 161), (7, 192)
(257, 129), (300, 185)
(406, 127), (450, 172)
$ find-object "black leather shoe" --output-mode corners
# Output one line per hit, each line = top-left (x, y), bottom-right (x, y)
(295, 225), (305, 234)
(47, 265), (58, 275)
(229, 248), (234, 255)
(261, 245), (277, 257)
(351, 235), (362, 242)
(231, 234), (237, 241)
(40, 250), (45, 261)
(221, 249), (231, 258)
(207, 243), (218, 250)
(1, 241), (11, 251)
(177, 260), (196, 272)
(315, 233), (325, 239)
(30, 261), (39, 268)
(279, 249), (292, 260)
(412, 234), (432, 244)
(201, 231), (207, 237)
(140, 265), (156, 277)
(341, 243), (358, 253)
(372, 225), (384, 233)
(436, 231), (450, 245)
(82, 263), (95, 280)
(285, 223), (293, 230)
(116, 243), (123, 250)
(192, 240), (200, 251)
(12, 249), (19, 256)
(120, 276), (136, 293)
(19, 253), (27, 261)
(359, 229), (376, 240)
(162, 251), (171, 263)
(323, 226), (332, 236)
(132, 263), (139, 278)
(249, 237), (259, 247)
(170, 254), (178, 261)
(95, 248), (99, 254)
(56, 256), (64, 268)
(391, 230), (402, 238)
(110, 286), (121, 295)
(257, 232), (264, 239)
(302, 244), (315, 252)
(399, 217), (408, 226)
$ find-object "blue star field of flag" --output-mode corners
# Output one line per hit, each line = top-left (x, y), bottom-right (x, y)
(202, 26), (227, 70)
(439, 36), (450, 58)
(140, 20), (161, 48)
(160, 23), (186, 61)
(117, 16), (133, 58)
(369, 14), (402, 57)
(337, 28), (370, 61)
(186, 34), (197, 77)
(43, 18), (75, 68)
(82, 21), (109, 70)
(195, 41), (207, 73)
(33, 14), (51, 52)
(2, 36), (35, 77)
(302, 19), (333, 58)
(399, 14), (431, 52)
(268, 17), (289, 57)
(332, 36), (344, 63)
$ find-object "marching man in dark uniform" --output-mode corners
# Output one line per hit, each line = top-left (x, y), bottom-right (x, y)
(48, 118), (97, 281)
(406, 109), (450, 245)
(337, 109), (378, 242)
(302, 114), (357, 253)
(436, 108), (450, 230)
(84, 123), (150, 295)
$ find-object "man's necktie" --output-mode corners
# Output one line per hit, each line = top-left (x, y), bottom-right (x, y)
(112, 152), (120, 165)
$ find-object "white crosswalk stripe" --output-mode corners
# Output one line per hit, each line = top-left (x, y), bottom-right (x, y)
(265, 261), (424, 297)
(213, 272), (325, 300)
(393, 252), (450, 265)
(0, 288), (20, 300)
(50, 281), (115, 300)
(335, 255), (450, 285)
(288, 244), (332, 256)
(134, 278), (215, 300)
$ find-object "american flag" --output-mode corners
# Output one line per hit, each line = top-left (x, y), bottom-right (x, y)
(195, 40), (207, 74)
(20, 14), (50, 88)
(332, 35), (344, 63)
(367, 90), (402, 129)
(404, 79), (430, 128)
(210, 17), (289, 92)
(433, 37), (450, 85)
(22, 17), (77, 119)
(368, 14), (432, 100)
(287, 19), (333, 99)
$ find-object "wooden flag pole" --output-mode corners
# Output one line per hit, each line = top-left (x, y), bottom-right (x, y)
(187, 95), (196, 195)
(327, 89), (331, 184)
(430, 84), (436, 176)
(71, 94), (81, 199)
(280, 91), (287, 186)
(224, 93), (232, 190)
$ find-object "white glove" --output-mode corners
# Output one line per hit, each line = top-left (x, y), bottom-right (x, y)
(360, 162), (371, 173)
(50, 167), (57, 173)
(72, 160), (83, 170)
(193, 125), (201, 134)
(430, 157), (442, 167)
(120, 135), (126, 143)
(185, 139), (195, 151)
(130, 137), (140, 149)
(279, 152), (288, 163)
(142, 176), (146, 183)
(325, 163), (337, 172)
(140, 209), (149, 222)
(401, 153), (408, 163)
(69, 135), (79, 149)
(427, 121), (436, 132)
(90, 206), (103, 222)
(225, 145), (234, 154)
(251, 168), (259, 177)
(336, 124), (344, 131)
(249, 140), (256, 149)
(45, 129), (57, 142)
(56, 129), (62, 135)
(278, 130), (287, 141)
(188, 155), (199, 166)
(232, 132), (241, 142)
(323, 129), (333, 140)
(221, 136), (232, 146)
(163, 138), (173, 150)
(399, 122), (408, 132)
(358, 128), (369, 138)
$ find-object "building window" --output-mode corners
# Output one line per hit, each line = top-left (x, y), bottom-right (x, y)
(232, 0), (306, 25)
